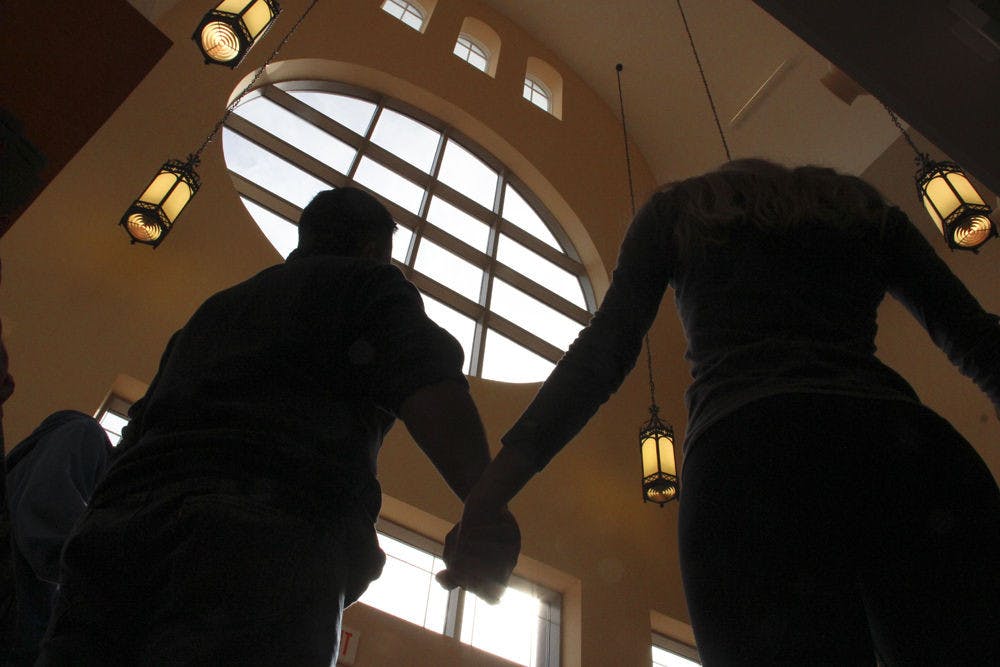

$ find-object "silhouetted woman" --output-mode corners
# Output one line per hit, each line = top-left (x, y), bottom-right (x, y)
(441, 159), (1000, 665)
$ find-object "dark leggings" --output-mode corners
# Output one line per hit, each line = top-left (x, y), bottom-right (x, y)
(679, 394), (1000, 666)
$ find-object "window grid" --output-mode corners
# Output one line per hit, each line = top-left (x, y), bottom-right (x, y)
(223, 82), (596, 382)
(380, 0), (425, 31)
(523, 77), (552, 112)
(453, 34), (489, 72)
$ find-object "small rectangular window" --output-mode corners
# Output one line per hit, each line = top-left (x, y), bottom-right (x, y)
(95, 394), (133, 446)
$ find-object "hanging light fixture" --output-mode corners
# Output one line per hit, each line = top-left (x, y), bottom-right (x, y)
(120, 157), (201, 247)
(885, 107), (995, 252)
(640, 405), (678, 504)
(616, 63), (679, 506)
(121, 0), (321, 247)
(194, 0), (281, 68)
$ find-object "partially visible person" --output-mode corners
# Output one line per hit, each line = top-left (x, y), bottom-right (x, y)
(0, 257), (17, 662)
(4, 411), (113, 665)
(440, 160), (1000, 665)
(38, 188), (518, 666)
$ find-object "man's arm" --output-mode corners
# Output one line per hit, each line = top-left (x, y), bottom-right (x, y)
(398, 379), (520, 604)
(397, 379), (490, 501)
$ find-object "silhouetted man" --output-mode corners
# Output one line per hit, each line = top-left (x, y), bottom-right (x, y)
(38, 188), (518, 665)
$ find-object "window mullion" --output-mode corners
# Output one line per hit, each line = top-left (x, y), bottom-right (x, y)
(262, 85), (367, 152)
(229, 172), (303, 224)
(493, 263), (590, 325)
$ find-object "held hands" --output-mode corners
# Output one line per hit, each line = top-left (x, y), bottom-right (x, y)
(435, 506), (521, 605)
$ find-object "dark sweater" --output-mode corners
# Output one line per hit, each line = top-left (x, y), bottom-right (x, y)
(100, 255), (465, 521)
(503, 195), (1000, 468)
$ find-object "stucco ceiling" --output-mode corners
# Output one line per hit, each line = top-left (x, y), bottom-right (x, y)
(126, 0), (907, 186)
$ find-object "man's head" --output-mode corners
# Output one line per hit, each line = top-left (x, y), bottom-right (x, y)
(294, 187), (396, 262)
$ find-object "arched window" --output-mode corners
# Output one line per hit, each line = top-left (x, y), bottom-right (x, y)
(453, 17), (501, 77)
(453, 34), (489, 73)
(381, 0), (426, 32)
(222, 81), (596, 383)
(523, 76), (551, 113)
(524, 57), (563, 119)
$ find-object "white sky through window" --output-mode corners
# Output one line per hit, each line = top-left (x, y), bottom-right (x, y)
(460, 587), (543, 666)
(233, 97), (357, 174)
(497, 235), (584, 307)
(438, 140), (498, 210)
(241, 197), (297, 258)
(454, 35), (489, 72)
(354, 157), (425, 213)
(482, 329), (555, 382)
(490, 279), (582, 351)
(287, 91), (377, 136)
(414, 239), (483, 302)
(426, 196), (491, 251)
(223, 128), (330, 208)
(652, 645), (701, 667)
(371, 108), (441, 174)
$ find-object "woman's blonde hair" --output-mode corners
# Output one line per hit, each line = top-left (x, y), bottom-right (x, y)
(659, 158), (892, 256)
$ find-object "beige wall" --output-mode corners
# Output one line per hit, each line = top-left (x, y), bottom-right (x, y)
(0, 1), (684, 665)
(2, 1), (996, 665)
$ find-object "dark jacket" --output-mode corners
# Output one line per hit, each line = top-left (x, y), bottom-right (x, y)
(4, 410), (112, 663)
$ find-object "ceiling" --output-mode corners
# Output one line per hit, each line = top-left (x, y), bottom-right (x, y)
(126, 0), (988, 191)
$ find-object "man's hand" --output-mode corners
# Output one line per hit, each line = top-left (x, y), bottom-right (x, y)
(436, 508), (520, 605)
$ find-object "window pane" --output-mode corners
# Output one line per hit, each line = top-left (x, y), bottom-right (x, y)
(353, 157), (425, 214)
(502, 185), (559, 248)
(232, 97), (356, 174)
(98, 412), (128, 446)
(413, 239), (483, 302)
(381, 0), (423, 31)
(421, 296), (475, 374)
(438, 140), (498, 210)
(391, 224), (414, 264)
(652, 645), (701, 667)
(454, 36), (488, 72)
(223, 128), (330, 208)
(426, 196), (490, 252)
(357, 532), (448, 633)
(460, 587), (542, 666)
(490, 280), (582, 351)
(481, 329), (554, 383)
(371, 109), (441, 174)
(497, 235), (584, 307)
(523, 78), (551, 112)
(287, 91), (377, 136)
(240, 197), (298, 259)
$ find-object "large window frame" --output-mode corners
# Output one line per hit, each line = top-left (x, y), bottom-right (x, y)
(222, 80), (596, 382)
(362, 519), (561, 667)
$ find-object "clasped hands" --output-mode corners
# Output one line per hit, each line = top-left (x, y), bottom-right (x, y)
(435, 502), (521, 606)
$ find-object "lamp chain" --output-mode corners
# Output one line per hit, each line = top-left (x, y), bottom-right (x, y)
(615, 64), (659, 411)
(884, 105), (931, 169)
(675, 0), (731, 162)
(189, 0), (322, 165)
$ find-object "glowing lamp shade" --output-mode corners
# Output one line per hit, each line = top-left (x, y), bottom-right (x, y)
(918, 160), (996, 251)
(194, 0), (280, 68)
(640, 409), (678, 505)
(120, 159), (200, 248)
